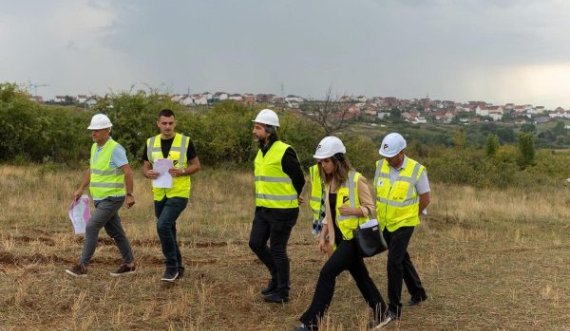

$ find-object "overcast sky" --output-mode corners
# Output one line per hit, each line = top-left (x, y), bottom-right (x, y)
(2, 0), (570, 108)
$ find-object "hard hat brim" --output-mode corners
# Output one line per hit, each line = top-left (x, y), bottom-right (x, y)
(379, 149), (400, 158)
(251, 119), (279, 127)
(87, 124), (112, 130)
(313, 154), (331, 160)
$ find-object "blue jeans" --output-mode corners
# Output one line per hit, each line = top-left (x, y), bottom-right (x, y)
(80, 196), (134, 265)
(155, 197), (188, 269)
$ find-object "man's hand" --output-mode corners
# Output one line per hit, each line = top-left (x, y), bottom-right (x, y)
(145, 170), (159, 179)
(168, 168), (185, 177)
(125, 194), (135, 209)
(298, 196), (305, 204)
(73, 189), (83, 202)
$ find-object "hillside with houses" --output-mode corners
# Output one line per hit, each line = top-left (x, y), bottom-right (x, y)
(37, 91), (570, 127)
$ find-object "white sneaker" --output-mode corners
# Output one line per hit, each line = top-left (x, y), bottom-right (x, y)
(370, 310), (397, 330)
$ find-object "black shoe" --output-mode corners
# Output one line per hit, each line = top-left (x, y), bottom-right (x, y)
(109, 263), (136, 277)
(407, 294), (428, 306)
(65, 264), (87, 277)
(293, 323), (318, 331)
(261, 279), (277, 295)
(264, 292), (289, 303)
(178, 266), (185, 279)
(161, 268), (179, 282)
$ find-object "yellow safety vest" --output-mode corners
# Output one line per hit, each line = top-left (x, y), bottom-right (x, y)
(254, 141), (299, 209)
(89, 139), (125, 200)
(147, 133), (191, 200)
(334, 171), (368, 240)
(309, 164), (324, 222)
(374, 158), (425, 232)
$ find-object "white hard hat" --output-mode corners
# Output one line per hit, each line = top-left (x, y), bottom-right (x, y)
(87, 114), (113, 130)
(379, 132), (407, 158)
(313, 136), (346, 159)
(253, 108), (280, 127)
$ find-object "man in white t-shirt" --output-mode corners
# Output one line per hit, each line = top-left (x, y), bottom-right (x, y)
(373, 132), (430, 327)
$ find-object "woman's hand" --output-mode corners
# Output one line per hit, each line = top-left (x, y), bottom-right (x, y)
(319, 239), (334, 256)
(338, 205), (358, 216)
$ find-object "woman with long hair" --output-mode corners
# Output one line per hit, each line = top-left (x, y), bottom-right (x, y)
(295, 136), (387, 331)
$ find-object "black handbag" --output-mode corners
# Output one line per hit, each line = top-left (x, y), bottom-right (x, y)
(353, 222), (387, 257)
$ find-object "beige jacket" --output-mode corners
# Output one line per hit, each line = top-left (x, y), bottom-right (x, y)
(322, 175), (375, 245)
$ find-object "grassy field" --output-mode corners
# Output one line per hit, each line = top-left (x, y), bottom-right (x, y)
(1, 165), (569, 330)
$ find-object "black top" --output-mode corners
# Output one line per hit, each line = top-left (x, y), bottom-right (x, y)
(142, 136), (197, 163)
(259, 140), (305, 196)
(328, 192), (344, 244)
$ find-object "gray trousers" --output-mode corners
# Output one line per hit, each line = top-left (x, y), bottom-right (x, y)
(80, 196), (134, 266)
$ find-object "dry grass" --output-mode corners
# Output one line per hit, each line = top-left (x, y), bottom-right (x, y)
(1, 165), (570, 330)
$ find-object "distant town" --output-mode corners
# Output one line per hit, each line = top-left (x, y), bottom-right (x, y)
(32, 91), (570, 125)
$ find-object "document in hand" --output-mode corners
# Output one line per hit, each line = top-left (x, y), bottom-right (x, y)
(68, 195), (91, 234)
(153, 158), (173, 188)
(359, 218), (379, 229)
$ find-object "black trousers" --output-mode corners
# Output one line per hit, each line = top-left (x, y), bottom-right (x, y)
(300, 239), (386, 325)
(383, 226), (426, 316)
(248, 207), (298, 296)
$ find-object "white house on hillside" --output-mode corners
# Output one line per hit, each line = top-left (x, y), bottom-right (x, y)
(193, 94), (208, 105)
(228, 94), (243, 101)
(475, 106), (488, 117)
(180, 95), (194, 106)
(213, 92), (229, 102)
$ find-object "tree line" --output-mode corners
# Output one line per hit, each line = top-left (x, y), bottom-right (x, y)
(1, 83), (568, 188)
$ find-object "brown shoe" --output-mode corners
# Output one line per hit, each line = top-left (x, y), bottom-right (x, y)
(66, 264), (87, 277)
(109, 264), (136, 277)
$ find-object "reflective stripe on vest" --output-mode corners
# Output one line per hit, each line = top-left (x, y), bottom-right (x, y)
(254, 141), (299, 209)
(309, 164), (324, 222)
(374, 158), (424, 232)
(335, 171), (368, 240)
(89, 139), (125, 200)
(147, 133), (191, 200)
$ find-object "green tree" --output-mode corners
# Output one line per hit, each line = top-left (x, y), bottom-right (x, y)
(520, 123), (536, 134)
(453, 128), (467, 149)
(389, 108), (402, 122)
(517, 132), (535, 168)
(496, 127), (515, 143)
(552, 121), (566, 136)
(485, 134), (499, 157)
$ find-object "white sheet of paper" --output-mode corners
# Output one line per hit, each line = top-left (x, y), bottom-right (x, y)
(153, 158), (173, 188)
(359, 218), (379, 229)
(68, 195), (91, 234)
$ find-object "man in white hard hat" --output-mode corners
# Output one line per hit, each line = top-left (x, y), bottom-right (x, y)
(250, 108), (305, 303)
(142, 109), (201, 283)
(373, 132), (430, 326)
(66, 114), (136, 277)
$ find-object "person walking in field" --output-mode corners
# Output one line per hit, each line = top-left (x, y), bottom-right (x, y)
(250, 108), (305, 304)
(308, 163), (326, 236)
(66, 114), (136, 277)
(373, 132), (430, 326)
(296, 136), (387, 331)
(142, 109), (201, 283)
